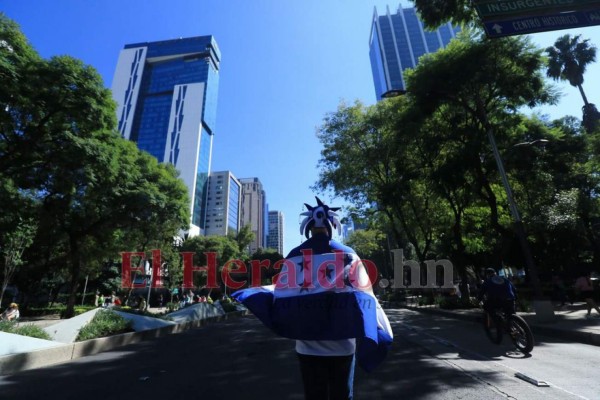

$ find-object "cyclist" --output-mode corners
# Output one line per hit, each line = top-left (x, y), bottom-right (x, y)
(478, 268), (517, 317)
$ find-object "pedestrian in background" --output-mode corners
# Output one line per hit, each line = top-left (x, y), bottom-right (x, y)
(1, 303), (20, 321)
(552, 275), (570, 307)
(137, 296), (147, 313)
(574, 271), (600, 318)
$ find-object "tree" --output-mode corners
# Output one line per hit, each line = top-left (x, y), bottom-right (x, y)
(405, 34), (557, 296)
(314, 97), (448, 261)
(412, 0), (477, 29)
(180, 235), (243, 291)
(249, 248), (284, 285)
(230, 224), (255, 256)
(0, 15), (190, 317)
(345, 229), (390, 279)
(0, 218), (36, 306)
(546, 34), (598, 132)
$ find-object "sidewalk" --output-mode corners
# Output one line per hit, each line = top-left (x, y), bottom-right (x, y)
(402, 301), (600, 346)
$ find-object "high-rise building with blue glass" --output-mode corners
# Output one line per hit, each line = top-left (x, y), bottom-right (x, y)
(370, 5), (459, 100)
(111, 36), (220, 236)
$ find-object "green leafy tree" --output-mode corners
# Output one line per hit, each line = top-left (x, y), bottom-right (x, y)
(180, 235), (243, 291)
(315, 97), (450, 261)
(546, 34), (599, 133)
(249, 248), (284, 285)
(412, 0), (477, 29)
(230, 224), (255, 256)
(0, 15), (189, 317)
(0, 218), (36, 306)
(345, 229), (391, 278)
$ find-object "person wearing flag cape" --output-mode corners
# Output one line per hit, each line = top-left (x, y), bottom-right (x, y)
(232, 197), (393, 400)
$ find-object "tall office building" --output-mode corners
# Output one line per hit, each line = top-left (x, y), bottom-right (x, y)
(205, 171), (241, 237)
(370, 5), (459, 100)
(240, 178), (267, 254)
(111, 36), (221, 236)
(267, 211), (284, 255)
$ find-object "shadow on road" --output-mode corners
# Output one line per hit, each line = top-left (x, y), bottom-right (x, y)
(1, 313), (521, 399)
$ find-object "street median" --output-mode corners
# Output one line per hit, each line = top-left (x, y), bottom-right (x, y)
(0, 310), (247, 376)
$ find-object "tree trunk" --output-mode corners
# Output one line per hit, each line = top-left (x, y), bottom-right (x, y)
(1, 257), (15, 308)
(578, 84), (590, 106)
(64, 238), (82, 319)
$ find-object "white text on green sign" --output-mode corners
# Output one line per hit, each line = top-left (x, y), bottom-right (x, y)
(475, 0), (600, 18)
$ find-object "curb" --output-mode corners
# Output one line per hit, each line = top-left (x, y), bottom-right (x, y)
(402, 306), (600, 347)
(0, 310), (248, 376)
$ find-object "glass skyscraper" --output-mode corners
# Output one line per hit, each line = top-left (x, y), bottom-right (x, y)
(369, 5), (459, 100)
(267, 211), (284, 255)
(111, 36), (220, 236)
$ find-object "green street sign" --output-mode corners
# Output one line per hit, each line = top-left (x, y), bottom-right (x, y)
(473, 0), (600, 19)
(484, 9), (600, 37)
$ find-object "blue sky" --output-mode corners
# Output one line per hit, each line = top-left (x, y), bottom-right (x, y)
(4, 1), (600, 255)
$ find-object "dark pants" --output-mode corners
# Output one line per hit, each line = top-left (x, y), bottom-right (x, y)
(484, 299), (515, 316)
(297, 353), (355, 400)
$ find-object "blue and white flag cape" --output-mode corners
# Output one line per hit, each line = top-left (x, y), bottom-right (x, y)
(232, 247), (393, 372)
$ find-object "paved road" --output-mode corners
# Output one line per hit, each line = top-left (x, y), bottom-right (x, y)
(0, 310), (597, 399)
(390, 308), (600, 400)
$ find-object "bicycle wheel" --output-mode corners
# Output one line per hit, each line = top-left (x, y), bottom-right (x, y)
(508, 315), (534, 354)
(483, 311), (503, 344)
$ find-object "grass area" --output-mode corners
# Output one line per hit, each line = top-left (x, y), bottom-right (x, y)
(76, 309), (133, 341)
(0, 320), (52, 340)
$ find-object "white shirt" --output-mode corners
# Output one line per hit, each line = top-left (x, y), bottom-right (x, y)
(296, 338), (356, 356)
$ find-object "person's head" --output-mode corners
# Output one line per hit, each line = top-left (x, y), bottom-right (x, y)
(9, 303), (18, 309)
(299, 196), (342, 239)
(485, 268), (497, 279)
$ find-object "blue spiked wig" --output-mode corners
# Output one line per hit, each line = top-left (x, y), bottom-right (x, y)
(300, 197), (342, 239)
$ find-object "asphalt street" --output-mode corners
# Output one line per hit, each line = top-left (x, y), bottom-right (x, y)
(0, 309), (598, 400)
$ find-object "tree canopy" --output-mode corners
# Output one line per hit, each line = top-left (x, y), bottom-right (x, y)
(0, 14), (190, 317)
(315, 32), (600, 285)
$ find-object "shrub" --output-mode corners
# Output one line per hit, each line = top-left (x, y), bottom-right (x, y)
(13, 324), (52, 340)
(438, 296), (479, 310)
(418, 295), (435, 306)
(26, 305), (96, 318)
(516, 298), (532, 312)
(76, 310), (133, 341)
(386, 290), (407, 303)
(220, 302), (237, 313)
(60, 305), (96, 318)
(26, 306), (66, 317)
(0, 321), (52, 340)
(0, 320), (17, 333)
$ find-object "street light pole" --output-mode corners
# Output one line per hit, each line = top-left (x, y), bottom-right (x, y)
(485, 128), (554, 319)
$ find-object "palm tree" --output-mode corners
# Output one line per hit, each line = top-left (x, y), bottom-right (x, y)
(546, 34), (599, 132)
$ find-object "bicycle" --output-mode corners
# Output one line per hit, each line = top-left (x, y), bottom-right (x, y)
(482, 304), (534, 354)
